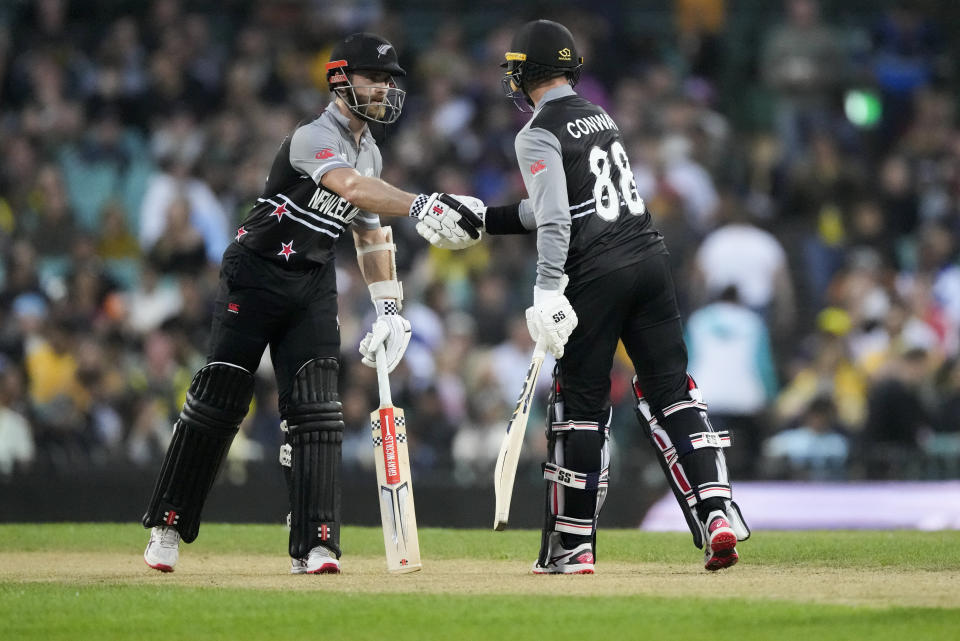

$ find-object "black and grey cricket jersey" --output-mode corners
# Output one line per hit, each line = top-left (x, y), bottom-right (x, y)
(235, 101), (382, 267)
(514, 85), (662, 289)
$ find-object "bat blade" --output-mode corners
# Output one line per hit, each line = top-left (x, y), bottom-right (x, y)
(493, 347), (546, 530)
(371, 405), (421, 573)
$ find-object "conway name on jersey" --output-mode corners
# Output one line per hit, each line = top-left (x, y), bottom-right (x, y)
(516, 84), (662, 288)
(235, 101), (382, 267)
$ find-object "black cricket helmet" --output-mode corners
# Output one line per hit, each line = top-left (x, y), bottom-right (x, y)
(326, 32), (406, 124)
(502, 20), (583, 110)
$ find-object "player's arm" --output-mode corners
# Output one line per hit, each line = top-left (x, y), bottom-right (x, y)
(354, 225), (410, 374)
(288, 126), (481, 241)
(513, 126), (578, 358)
(325, 168), (416, 217)
(286, 125), (415, 216)
(353, 225), (397, 290)
(482, 200), (537, 235)
(516, 127), (571, 290)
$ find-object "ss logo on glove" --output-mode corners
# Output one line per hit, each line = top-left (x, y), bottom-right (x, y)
(552, 311), (566, 323)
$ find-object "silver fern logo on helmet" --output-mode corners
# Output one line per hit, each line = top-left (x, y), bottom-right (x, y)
(377, 44), (392, 58)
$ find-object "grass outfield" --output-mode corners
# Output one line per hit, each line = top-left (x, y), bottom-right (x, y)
(1, 525), (958, 641)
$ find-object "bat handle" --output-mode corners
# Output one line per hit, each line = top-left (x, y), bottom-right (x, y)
(532, 337), (548, 360)
(375, 344), (392, 407)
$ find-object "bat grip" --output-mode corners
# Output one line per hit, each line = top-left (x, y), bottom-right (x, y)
(375, 344), (392, 406)
(532, 337), (548, 360)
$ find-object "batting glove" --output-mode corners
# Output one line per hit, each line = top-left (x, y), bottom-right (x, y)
(526, 286), (578, 359)
(359, 300), (411, 374)
(411, 193), (485, 250)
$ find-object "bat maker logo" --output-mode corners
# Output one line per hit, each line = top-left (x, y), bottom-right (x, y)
(379, 409), (400, 484)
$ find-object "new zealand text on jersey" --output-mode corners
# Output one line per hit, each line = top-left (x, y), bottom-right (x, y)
(565, 113), (618, 139)
(308, 187), (362, 224)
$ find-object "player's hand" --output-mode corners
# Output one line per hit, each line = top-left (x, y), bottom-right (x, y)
(411, 193), (485, 250)
(525, 286), (577, 359)
(359, 305), (411, 374)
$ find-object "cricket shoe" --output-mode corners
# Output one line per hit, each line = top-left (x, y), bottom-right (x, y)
(144, 526), (180, 572)
(703, 510), (739, 571)
(291, 545), (341, 575)
(532, 541), (595, 575)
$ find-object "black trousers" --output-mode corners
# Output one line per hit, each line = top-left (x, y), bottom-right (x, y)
(207, 244), (340, 414)
(561, 250), (689, 421)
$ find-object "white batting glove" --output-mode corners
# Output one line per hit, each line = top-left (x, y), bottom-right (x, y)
(411, 193), (485, 250)
(359, 300), (411, 374)
(526, 286), (578, 359)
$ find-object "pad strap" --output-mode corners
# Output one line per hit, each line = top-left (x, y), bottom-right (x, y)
(543, 462), (609, 491)
(554, 515), (595, 536)
(550, 420), (608, 434)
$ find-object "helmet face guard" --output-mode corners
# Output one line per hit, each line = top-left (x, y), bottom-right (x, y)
(327, 60), (406, 125)
(501, 53), (533, 112)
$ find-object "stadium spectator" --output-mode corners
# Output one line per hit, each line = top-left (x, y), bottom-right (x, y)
(761, 0), (846, 165)
(685, 285), (779, 477)
(763, 395), (848, 480)
(861, 346), (936, 477)
(0, 360), (35, 476)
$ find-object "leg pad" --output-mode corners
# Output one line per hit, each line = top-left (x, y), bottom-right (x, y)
(282, 358), (344, 559)
(142, 363), (254, 542)
(634, 375), (749, 548)
(536, 367), (611, 567)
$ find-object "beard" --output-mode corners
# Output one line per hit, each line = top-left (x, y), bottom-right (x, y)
(363, 101), (387, 119)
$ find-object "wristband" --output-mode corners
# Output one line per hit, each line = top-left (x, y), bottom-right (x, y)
(484, 203), (529, 235)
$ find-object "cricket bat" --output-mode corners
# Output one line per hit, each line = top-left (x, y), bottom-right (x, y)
(493, 337), (547, 531)
(371, 345), (422, 573)
(493, 275), (568, 531)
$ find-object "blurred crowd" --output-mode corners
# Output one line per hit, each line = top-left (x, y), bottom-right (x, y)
(1, 0), (959, 485)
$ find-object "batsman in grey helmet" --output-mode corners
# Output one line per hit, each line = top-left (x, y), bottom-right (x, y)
(426, 20), (750, 573)
(141, 32), (484, 575)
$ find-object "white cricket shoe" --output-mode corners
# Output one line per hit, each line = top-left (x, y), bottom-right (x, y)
(290, 557), (309, 574)
(144, 526), (180, 572)
(291, 545), (341, 575)
(532, 535), (595, 575)
(703, 510), (739, 571)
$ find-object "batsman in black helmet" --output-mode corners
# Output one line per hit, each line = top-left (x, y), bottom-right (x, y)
(141, 32), (483, 575)
(428, 20), (750, 572)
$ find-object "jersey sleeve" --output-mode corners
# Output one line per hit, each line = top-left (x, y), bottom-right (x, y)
(289, 121), (353, 184)
(515, 126), (570, 290)
(518, 199), (537, 230)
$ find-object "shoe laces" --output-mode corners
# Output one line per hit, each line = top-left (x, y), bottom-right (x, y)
(308, 545), (333, 560)
(158, 527), (180, 548)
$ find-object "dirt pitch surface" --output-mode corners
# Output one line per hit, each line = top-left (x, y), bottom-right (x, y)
(3, 552), (958, 609)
